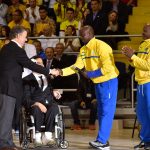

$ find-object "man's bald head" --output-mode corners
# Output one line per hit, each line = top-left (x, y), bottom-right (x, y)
(142, 23), (150, 40)
(80, 25), (95, 44)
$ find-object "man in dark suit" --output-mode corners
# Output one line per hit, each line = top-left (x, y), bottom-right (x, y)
(23, 56), (61, 146)
(84, 0), (107, 36)
(44, 47), (60, 87)
(44, 47), (60, 70)
(54, 42), (77, 89)
(54, 43), (84, 130)
(0, 26), (56, 150)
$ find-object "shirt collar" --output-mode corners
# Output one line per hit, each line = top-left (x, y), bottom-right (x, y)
(144, 39), (150, 42)
(85, 37), (95, 48)
(11, 39), (22, 48)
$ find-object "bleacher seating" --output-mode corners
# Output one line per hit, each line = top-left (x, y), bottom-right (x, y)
(118, 0), (150, 51)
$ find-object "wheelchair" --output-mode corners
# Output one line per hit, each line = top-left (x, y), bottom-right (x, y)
(19, 105), (69, 149)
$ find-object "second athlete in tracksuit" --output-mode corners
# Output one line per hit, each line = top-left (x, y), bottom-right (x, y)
(130, 39), (150, 145)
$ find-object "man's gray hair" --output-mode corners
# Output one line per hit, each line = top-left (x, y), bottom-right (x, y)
(9, 26), (27, 40)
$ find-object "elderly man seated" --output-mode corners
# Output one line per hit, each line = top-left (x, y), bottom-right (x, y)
(23, 56), (61, 146)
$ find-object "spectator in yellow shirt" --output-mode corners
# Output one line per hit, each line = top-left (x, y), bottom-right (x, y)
(7, 0), (26, 23)
(53, 0), (76, 23)
(33, 5), (56, 36)
(60, 7), (80, 36)
(8, 9), (31, 31)
(0, 25), (10, 49)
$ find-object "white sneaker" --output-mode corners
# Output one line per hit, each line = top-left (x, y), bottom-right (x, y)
(35, 132), (42, 147)
(89, 141), (110, 150)
(42, 132), (55, 145)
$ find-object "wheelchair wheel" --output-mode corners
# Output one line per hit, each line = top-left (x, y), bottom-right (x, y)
(19, 107), (29, 149)
(60, 140), (69, 149)
(55, 113), (69, 149)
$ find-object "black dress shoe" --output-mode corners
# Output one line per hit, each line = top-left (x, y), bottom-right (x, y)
(0, 147), (23, 150)
(12, 147), (23, 150)
(0, 147), (16, 150)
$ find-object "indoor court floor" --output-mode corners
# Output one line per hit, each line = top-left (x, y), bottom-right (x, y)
(13, 125), (140, 150)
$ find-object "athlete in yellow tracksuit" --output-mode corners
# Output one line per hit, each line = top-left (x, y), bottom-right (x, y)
(60, 26), (119, 150)
(122, 24), (150, 150)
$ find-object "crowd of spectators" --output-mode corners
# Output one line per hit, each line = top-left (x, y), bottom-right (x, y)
(0, 0), (137, 51)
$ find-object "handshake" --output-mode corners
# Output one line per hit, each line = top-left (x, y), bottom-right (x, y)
(50, 68), (63, 77)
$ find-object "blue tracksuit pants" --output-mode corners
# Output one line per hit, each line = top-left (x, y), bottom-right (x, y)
(136, 83), (150, 142)
(95, 78), (118, 144)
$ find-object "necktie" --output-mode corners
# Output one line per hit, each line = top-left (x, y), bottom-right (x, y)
(46, 60), (51, 69)
(39, 76), (44, 90)
(93, 13), (97, 20)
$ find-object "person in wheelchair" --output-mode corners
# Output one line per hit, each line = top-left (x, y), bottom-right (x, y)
(23, 56), (61, 147)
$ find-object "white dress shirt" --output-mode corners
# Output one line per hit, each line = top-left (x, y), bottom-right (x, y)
(22, 43), (37, 78)
(33, 73), (48, 91)
(0, 3), (8, 25)
(25, 6), (40, 24)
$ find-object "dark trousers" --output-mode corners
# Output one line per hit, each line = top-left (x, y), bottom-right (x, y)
(63, 100), (97, 125)
(0, 94), (16, 148)
(31, 103), (59, 132)
(57, 100), (80, 125)
(88, 100), (97, 125)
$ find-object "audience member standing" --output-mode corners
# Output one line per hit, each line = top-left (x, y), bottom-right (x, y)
(24, 0), (40, 34)
(84, 0), (107, 36)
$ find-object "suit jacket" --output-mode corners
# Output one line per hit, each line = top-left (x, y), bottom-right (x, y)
(57, 54), (77, 69)
(43, 58), (60, 69)
(23, 73), (54, 107)
(52, 54), (78, 89)
(0, 41), (49, 100)
(84, 10), (107, 35)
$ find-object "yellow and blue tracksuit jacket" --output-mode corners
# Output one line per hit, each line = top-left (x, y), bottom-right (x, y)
(130, 38), (150, 142)
(62, 37), (119, 83)
(130, 39), (150, 85)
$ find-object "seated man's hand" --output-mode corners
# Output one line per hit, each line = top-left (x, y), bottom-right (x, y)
(80, 101), (86, 109)
(53, 90), (62, 99)
(91, 98), (97, 104)
(32, 102), (47, 113)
